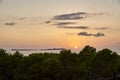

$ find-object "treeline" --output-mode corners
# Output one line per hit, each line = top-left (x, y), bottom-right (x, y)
(0, 45), (120, 80)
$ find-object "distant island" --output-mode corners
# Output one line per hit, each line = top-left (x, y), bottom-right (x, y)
(11, 48), (66, 51)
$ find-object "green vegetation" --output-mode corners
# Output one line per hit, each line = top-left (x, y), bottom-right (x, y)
(0, 45), (120, 80)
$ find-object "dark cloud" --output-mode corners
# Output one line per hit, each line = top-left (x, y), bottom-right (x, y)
(78, 32), (105, 37)
(4, 22), (16, 26)
(94, 27), (108, 30)
(53, 12), (103, 20)
(55, 22), (76, 26)
(54, 12), (87, 20)
(78, 32), (92, 36)
(59, 26), (89, 29)
(93, 33), (105, 37)
(45, 21), (51, 24)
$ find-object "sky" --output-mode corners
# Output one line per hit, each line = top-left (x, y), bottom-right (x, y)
(0, 0), (120, 53)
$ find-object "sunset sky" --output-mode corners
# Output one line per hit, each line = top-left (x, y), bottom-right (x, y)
(0, 0), (120, 53)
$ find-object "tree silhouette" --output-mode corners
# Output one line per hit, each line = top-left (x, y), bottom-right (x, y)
(0, 46), (120, 80)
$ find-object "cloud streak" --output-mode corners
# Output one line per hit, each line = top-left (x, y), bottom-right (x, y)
(53, 12), (103, 20)
(59, 26), (89, 29)
(54, 12), (87, 20)
(55, 22), (76, 26)
(4, 22), (16, 26)
(45, 21), (51, 24)
(78, 32), (105, 37)
(94, 27), (108, 30)
(46, 12), (106, 31)
(57, 25), (108, 30)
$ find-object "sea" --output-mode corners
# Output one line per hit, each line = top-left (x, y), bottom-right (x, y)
(6, 49), (61, 56)
(5, 48), (119, 56)
(6, 49), (79, 56)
